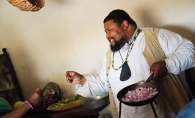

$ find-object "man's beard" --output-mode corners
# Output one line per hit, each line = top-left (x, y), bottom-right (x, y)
(110, 37), (126, 52)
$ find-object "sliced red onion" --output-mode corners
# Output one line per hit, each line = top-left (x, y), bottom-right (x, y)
(122, 87), (158, 102)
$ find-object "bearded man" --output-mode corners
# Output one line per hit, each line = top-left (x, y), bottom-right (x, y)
(65, 9), (195, 118)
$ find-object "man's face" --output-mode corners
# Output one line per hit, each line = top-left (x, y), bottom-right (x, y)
(104, 20), (127, 52)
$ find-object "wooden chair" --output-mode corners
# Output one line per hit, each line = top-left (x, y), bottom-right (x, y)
(0, 48), (24, 107)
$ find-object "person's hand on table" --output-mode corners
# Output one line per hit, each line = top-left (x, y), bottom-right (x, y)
(2, 88), (43, 118)
(28, 88), (43, 105)
(65, 71), (85, 85)
(150, 61), (168, 80)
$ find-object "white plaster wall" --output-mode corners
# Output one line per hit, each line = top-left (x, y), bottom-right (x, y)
(0, 0), (195, 99)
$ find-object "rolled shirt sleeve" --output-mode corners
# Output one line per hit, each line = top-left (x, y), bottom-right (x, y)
(158, 29), (195, 74)
(75, 56), (109, 98)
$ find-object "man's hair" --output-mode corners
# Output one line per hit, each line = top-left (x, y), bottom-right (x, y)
(104, 9), (137, 26)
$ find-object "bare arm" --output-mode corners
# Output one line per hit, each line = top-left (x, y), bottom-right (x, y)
(2, 88), (43, 118)
(2, 102), (31, 118)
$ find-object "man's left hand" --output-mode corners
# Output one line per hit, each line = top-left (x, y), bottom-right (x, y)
(150, 61), (168, 80)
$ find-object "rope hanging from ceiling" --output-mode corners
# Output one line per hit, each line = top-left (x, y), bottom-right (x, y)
(7, 0), (45, 12)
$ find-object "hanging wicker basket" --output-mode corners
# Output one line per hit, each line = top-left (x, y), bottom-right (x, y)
(7, 0), (45, 12)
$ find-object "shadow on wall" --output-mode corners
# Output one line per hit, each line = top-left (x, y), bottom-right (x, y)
(159, 25), (195, 45)
(138, 8), (195, 44)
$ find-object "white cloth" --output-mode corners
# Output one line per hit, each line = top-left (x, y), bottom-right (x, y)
(75, 29), (195, 118)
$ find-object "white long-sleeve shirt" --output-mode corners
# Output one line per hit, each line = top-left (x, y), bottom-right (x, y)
(76, 29), (195, 118)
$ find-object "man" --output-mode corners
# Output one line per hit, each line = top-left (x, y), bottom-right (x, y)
(0, 88), (43, 118)
(65, 9), (195, 118)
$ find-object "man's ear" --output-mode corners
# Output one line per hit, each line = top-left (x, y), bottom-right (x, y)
(122, 20), (129, 30)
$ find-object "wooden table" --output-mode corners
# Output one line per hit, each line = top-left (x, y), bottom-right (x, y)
(23, 103), (109, 118)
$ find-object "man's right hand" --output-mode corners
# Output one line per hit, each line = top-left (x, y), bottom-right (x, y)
(65, 71), (83, 85)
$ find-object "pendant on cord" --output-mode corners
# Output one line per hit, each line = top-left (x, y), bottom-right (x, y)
(120, 61), (131, 81)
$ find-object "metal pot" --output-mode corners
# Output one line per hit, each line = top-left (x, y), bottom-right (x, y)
(79, 93), (109, 110)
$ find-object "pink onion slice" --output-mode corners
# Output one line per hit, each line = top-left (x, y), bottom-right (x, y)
(122, 87), (158, 103)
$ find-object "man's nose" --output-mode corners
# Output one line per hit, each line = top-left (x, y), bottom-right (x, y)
(106, 33), (110, 39)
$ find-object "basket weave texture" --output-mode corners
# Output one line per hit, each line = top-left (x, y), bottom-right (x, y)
(7, 0), (45, 11)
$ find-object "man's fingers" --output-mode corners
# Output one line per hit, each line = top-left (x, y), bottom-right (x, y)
(67, 79), (70, 83)
(150, 69), (154, 74)
(65, 72), (68, 76)
(65, 71), (75, 77)
(65, 71), (71, 77)
(67, 76), (74, 83)
(36, 88), (42, 92)
(153, 72), (157, 79)
(69, 71), (75, 76)
(35, 88), (43, 96)
(150, 64), (155, 74)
